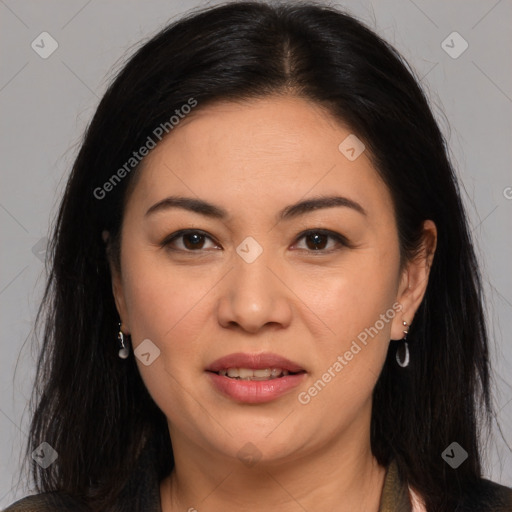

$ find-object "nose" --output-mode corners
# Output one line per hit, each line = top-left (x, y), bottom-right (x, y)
(216, 250), (293, 334)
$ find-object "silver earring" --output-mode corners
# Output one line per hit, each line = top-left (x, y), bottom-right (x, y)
(396, 320), (409, 368)
(117, 323), (130, 359)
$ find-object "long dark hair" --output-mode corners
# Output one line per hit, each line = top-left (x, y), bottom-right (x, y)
(26, 2), (492, 510)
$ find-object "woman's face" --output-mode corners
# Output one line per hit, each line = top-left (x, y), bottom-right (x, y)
(110, 95), (433, 467)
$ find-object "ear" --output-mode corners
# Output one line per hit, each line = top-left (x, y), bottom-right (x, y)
(103, 230), (131, 334)
(390, 220), (437, 340)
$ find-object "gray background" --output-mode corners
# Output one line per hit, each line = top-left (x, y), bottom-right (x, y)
(1, 0), (511, 505)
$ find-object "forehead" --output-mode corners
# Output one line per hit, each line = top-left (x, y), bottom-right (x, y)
(150, 96), (352, 175)
(126, 95), (395, 224)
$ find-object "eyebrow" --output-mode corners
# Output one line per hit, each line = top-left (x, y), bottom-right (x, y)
(145, 194), (367, 221)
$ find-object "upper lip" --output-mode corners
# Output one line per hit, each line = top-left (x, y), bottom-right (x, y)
(206, 352), (306, 373)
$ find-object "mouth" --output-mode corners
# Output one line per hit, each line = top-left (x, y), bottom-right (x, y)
(210, 367), (306, 381)
(205, 352), (307, 403)
(205, 352), (306, 377)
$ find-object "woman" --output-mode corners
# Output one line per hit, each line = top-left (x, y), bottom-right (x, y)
(4, 1), (511, 511)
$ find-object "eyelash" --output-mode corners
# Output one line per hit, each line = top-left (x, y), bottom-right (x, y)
(161, 229), (350, 254)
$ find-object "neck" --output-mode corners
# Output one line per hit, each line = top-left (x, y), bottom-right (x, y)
(160, 408), (386, 512)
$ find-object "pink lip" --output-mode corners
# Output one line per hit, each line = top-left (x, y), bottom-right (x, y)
(205, 352), (306, 404)
(205, 352), (305, 373)
(207, 372), (307, 403)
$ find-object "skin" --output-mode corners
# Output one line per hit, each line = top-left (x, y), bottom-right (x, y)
(107, 95), (437, 511)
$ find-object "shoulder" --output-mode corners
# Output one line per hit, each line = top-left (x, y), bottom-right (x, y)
(460, 478), (512, 511)
(2, 492), (91, 512)
(387, 459), (512, 512)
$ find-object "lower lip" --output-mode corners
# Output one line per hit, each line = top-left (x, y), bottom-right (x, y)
(206, 371), (306, 403)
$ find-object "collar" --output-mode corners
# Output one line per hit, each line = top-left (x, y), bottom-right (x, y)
(378, 460), (412, 512)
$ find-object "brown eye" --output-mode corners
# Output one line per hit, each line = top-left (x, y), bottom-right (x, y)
(304, 233), (329, 250)
(182, 232), (206, 250)
(294, 230), (348, 252)
(162, 230), (219, 252)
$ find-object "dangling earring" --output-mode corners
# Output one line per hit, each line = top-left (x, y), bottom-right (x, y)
(117, 323), (130, 359)
(396, 320), (409, 367)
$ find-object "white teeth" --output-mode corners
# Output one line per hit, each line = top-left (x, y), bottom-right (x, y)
(217, 367), (293, 380)
(253, 369), (271, 378)
(238, 368), (254, 379)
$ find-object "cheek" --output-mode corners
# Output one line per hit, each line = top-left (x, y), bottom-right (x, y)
(295, 257), (399, 415)
(297, 251), (400, 344)
(122, 254), (215, 350)
(120, 254), (214, 418)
